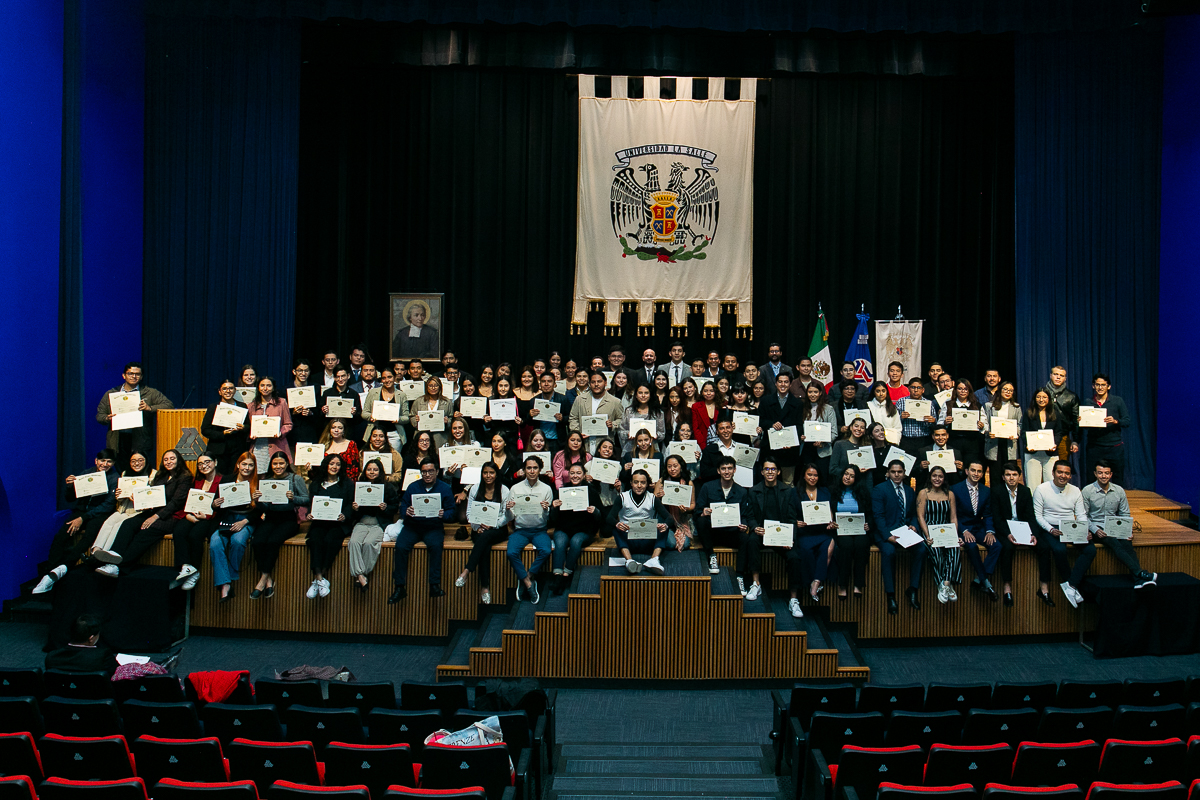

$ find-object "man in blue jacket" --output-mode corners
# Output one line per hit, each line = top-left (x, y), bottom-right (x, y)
(950, 460), (1001, 602)
(870, 460), (925, 615)
(390, 458), (455, 603)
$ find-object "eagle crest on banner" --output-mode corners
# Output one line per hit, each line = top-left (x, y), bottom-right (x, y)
(609, 159), (718, 262)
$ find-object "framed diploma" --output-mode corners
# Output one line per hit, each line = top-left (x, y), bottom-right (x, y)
(327, 397), (355, 419)
(950, 408), (980, 432)
(732, 413), (759, 437)
(836, 513), (867, 536)
(1078, 406), (1107, 428)
(117, 476), (149, 495)
(109, 391), (141, 415)
(558, 485), (589, 512)
(412, 494), (442, 518)
(1104, 515), (1134, 540)
(251, 415), (280, 438)
(525, 451), (552, 474)
(511, 493), (543, 517)
(310, 496), (343, 521)
(667, 441), (700, 463)
(234, 387), (257, 405)
(625, 519), (657, 539)
(398, 380), (425, 401)
(883, 428), (902, 445)
(991, 418), (1019, 439)
(628, 417), (657, 439)
(294, 443), (325, 466)
(587, 458), (621, 483)
(220, 481), (251, 508)
(762, 520), (794, 548)
(371, 401), (400, 423)
(355, 482), (384, 507)
(488, 398), (517, 421)
(133, 485), (167, 511)
(1060, 520), (1089, 544)
(1007, 520), (1034, 545)
(362, 451), (393, 474)
(710, 502), (741, 529)
(801, 500), (832, 526)
(185, 489), (215, 516)
(848, 446), (876, 471)
(768, 425), (800, 449)
(803, 421), (832, 444)
(631, 458), (660, 483)
(401, 469), (421, 490)
(926, 450), (958, 473)
(73, 472), (109, 498)
(733, 445), (759, 469)
(581, 414), (609, 437)
(534, 398), (558, 418)
(843, 409), (871, 428)
(905, 399), (932, 419)
(1025, 429), (1055, 451)
(287, 386), (316, 409)
(259, 479), (290, 504)
(111, 411), (143, 431)
(928, 523), (959, 548)
(885, 446), (917, 476)
(417, 410), (445, 432)
(214, 403), (248, 428)
(468, 500), (502, 528)
(459, 396), (487, 418)
(662, 481), (693, 507)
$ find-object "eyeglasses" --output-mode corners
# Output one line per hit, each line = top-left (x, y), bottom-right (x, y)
(420, 469), (437, 475)
(762, 467), (779, 472)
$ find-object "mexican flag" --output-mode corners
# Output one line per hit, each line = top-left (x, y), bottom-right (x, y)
(807, 309), (835, 391)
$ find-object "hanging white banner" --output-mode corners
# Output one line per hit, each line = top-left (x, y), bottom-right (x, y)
(874, 320), (924, 385)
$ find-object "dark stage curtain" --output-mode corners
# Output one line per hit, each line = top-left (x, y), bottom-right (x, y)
(59, 0), (85, 499)
(142, 14), (301, 403)
(1013, 31), (1162, 489)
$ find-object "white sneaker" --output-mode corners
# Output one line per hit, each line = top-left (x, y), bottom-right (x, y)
(937, 583), (950, 604)
(948, 585), (958, 602)
(789, 598), (804, 618)
(92, 549), (122, 565)
(480, 590), (491, 605)
(745, 582), (762, 601)
(1060, 581), (1079, 608)
(182, 574), (200, 591)
(643, 556), (665, 576)
(737, 576), (747, 596)
(95, 564), (119, 578)
(625, 559), (641, 574)
(306, 580), (320, 599)
(33, 566), (66, 594)
(318, 578), (331, 598)
(454, 575), (467, 588)
(708, 556), (720, 575)
(175, 564), (198, 582)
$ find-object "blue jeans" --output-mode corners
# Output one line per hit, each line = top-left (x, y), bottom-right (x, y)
(210, 518), (253, 586)
(506, 528), (552, 581)
(552, 530), (593, 572)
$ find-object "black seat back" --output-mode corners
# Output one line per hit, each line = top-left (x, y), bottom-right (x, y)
(38, 734), (134, 781)
(983, 785), (1084, 800)
(0, 697), (44, 738)
(1011, 740), (1100, 788)
(151, 779), (259, 800)
(44, 671), (111, 700)
(38, 777), (148, 800)
(326, 681), (395, 715)
(925, 683), (993, 714)
(226, 740), (320, 793)
(807, 711), (887, 755)
(0, 669), (44, 699)
(991, 681), (1057, 711)
(1123, 679), (1187, 708)
(961, 707), (1040, 748)
(0, 776), (36, 800)
(119, 700), (201, 741)
(857, 683), (925, 716)
(41, 697), (122, 737)
(1037, 705), (1113, 744)
(419, 743), (511, 800)
(788, 683), (857, 730)
(834, 744), (925, 798)
(924, 743), (1015, 789)
(132, 736), (228, 787)
(1112, 704), (1187, 741)
(399, 682), (467, 715)
(1057, 680), (1122, 709)
(1097, 738), (1187, 785)
(112, 676), (185, 705)
(322, 742), (415, 796)
(253, 680), (322, 713)
(285, 705), (364, 749)
(266, 784), (367, 800)
(200, 704), (282, 749)
(0, 732), (44, 782)
(367, 709), (443, 747)
(883, 710), (963, 751)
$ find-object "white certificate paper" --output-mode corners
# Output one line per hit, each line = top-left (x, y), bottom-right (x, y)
(926, 450), (958, 473)
(362, 451), (393, 474)
(234, 387), (258, 405)
(768, 426), (800, 449)
(439, 446), (471, 467)
(525, 451), (552, 473)
(287, 386), (316, 409)
(1007, 520), (1034, 545)
(843, 409), (871, 428)
(581, 414), (609, 437)
(133, 485), (167, 511)
(461, 448), (490, 468)
(558, 485), (589, 512)
(1104, 515), (1134, 540)
(440, 379), (455, 399)
(762, 520), (794, 548)
(631, 458), (660, 483)
(401, 469), (421, 490)
(801, 500), (832, 526)
(587, 458), (621, 483)
(733, 445), (759, 469)
(1060, 520), (1089, 543)
(884, 428), (902, 445)
(836, 513), (867, 536)
(468, 500), (502, 528)
(886, 446), (917, 476)
(326, 397), (355, 419)
(412, 493), (442, 518)
(310, 496), (343, 521)
(459, 396), (487, 419)
(220, 481), (251, 508)
(74, 472), (109, 497)
(111, 411), (143, 431)
(259, 479), (290, 504)
(214, 403), (248, 429)
(371, 401), (400, 423)
(534, 398), (558, 418)
(511, 492), (544, 517)
(398, 380), (425, 401)
(117, 476), (149, 495)
(848, 446), (876, 471)
(733, 413), (759, 436)
(951, 408), (980, 432)
(355, 482), (384, 507)
(294, 443), (325, 466)
(710, 501), (741, 528)
(905, 399), (932, 419)
(662, 481), (693, 507)
(734, 466), (755, 488)
(417, 410), (445, 432)
(109, 391), (141, 415)
(803, 421), (832, 444)
(891, 526), (924, 549)
(459, 466), (482, 486)
(488, 398), (517, 421)
(1025, 429), (1055, 451)
(991, 418), (1019, 439)
(934, 389), (953, 406)
(625, 519), (657, 539)
(251, 415), (280, 438)
(628, 417), (657, 439)
(1078, 406), (1107, 428)
(185, 489), (215, 516)
(928, 524), (959, 548)
(667, 441), (700, 463)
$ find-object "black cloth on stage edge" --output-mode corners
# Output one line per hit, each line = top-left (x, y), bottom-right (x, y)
(1084, 572), (1200, 658)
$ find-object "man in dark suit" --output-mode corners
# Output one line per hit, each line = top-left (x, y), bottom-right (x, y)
(870, 460), (925, 614)
(694, 456), (753, 583)
(757, 372), (805, 486)
(950, 460), (1001, 602)
(45, 615), (118, 675)
(991, 460), (1050, 606)
(759, 342), (794, 384)
(917, 425), (964, 489)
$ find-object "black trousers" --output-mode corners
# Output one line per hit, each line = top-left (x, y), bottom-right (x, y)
(836, 534), (870, 589)
(393, 527), (444, 587)
(172, 518), (219, 568)
(112, 513), (175, 566)
(696, 519), (745, 572)
(306, 521), (347, 574)
(45, 516), (106, 574)
(1034, 530), (1071, 584)
(254, 513), (300, 574)
(464, 528), (510, 589)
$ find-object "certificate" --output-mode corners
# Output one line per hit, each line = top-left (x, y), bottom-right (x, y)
(625, 519), (657, 540)
(926, 450), (958, 473)
(73, 472), (109, 498)
(214, 403), (248, 429)
(468, 500), (502, 528)
(883, 428), (902, 445)
(220, 481), (251, 508)
(631, 458), (660, 483)
(803, 421), (832, 444)
(534, 398), (559, 418)
(326, 397), (355, 419)
(438, 446), (472, 467)
(412, 494), (442, 518)
(801, 500), (832, 526)
(234, 387), (257, 405)
(662, 481), (693, 507)
(928, 524), (959, 548)
(602, 371), (615, 384)
(628, 417), (657, 439)
(732, 445), (759, 469)
(439, 379), (455, 399)
(1025, 429), (1055, 451)
(555, 380), (569, 395)
(400, 469), (421, 490)
(1007, 520), (1034, 545)
(734, 466), (755, 488)
(581, 414), (609, 437)
(768, 425), (800, 449)
(294, 443), (325, 466)
(417, 410), (445, 432)
(371, 401), (400, 423)
(843, 409), (871, 428)
(111, 411), (143, 431)
(1060, 520), (1089, 544)
(362, 451), (393, 473)
(185, 489), (215, 516)
(693, 375), (713, 391)
(587, 458), (621, 482)
(525, 451), (552, 473)
(109, 391), (141, 415)
(511, 492), (544, 517)
(117, 476), (149, 495)
(848, 446), (876, 471)
(732, 413), (759, 437)
(259, 479), (290, 504)
(934, 389), (953, 406)
(667, 441), (700, 463)
(287, 386), (316, 409)
(886, 446), (917, 476)
(459, 466), (482, 487)
(950, 408), (980, 432)
(836, 513), (867, 536)
(459, 396), (487, 419)
(310, 496), (342, 521)
(905, 399), (932, 419)
(1104, 515), (1134, 540)
(891, 526), (924, 549)
(762, 520), (794, 548)
(398, 380), (425, 401)
(710, 502), (741, 529)
(133, 485), (167, 511)
(488, 398), (517, 421)
(558, 485), (589, 512)
(991, 418), (1019, 439)
(354, 482), (384, 507)
(461, 448), (490, 468)
(1078, 406), (1107, 428)
(251, 415), (280, 438)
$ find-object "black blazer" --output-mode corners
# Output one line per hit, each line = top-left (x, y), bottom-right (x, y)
(757, 394), (806, 467)
(45, 645), (117, 675)
(350, 481), (400, 525)
(991, 483), (1037, 541)
(200, 401), (250, 458)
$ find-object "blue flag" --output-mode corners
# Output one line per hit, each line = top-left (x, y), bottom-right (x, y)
(844, 312), (874, 385)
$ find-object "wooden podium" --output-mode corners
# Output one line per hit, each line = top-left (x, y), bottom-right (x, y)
(156, 408), (207, 473)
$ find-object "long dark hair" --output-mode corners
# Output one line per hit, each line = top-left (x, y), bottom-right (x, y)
(1025, 388), (1059, 426)
(830, 465), (873, 511)
(868, 381), (897, 416)
(309, 453), (347, 490)
(473, 462), (501, 502)
(803, 383), (830, 418)
(953, 379), (982, 410)
(154, 449), (192, 485)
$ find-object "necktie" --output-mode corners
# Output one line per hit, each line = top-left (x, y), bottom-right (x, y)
(674, 365), (681, 383)
(895, 484), (905, 515)
(969, 483), (978, 514)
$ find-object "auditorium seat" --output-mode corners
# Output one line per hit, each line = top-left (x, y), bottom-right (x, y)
(132, 736), (230, 787)
(226, 739), (323, 792)
(254, 681), (322, 713)
(1187, 679), (1200, 706)
(38, 734), (135, 781)
(201, 704), (284, 748)
(1124, 680), (1187, 709)
(1038, 707), (1113, 744)
(884, 710), (963, 751)
(44, 671), (111, 700)
(0, 732), (44, 782)
(366, 709), (442, 748)
(1112, 705), (1187, 741)
(1187, 706), (1199, 738)
(186, 674), (253, 709)
(41, 697), (123, 737)
(1085, 782), (1188, 800)
(962, 708), (1040, 748)
(0, 697), (44, 738)
(772, 682), (856, 773)
(120, 700), (202, 741)
(1011, 741), (1100, 788)
(992, 682), (1058, 711)
(812, 744), (924, 800)
(285, 706), (365, 749)
(1187, 737), (1199, 785)
(382, 788), (487, 800)
(0, 775), (37, 800)
(926, 683), (994, 714)
(1058, 682), (1123, 710)
(450, 710), (531, 757)
(398, 682), (467, 715)
(859, 684), (926, 716)
(112, 675), (185, 705)
(326, 682), (395, 715)
(983, 783), (1084, 800)
(38, 777), (149, 800)
(266, 781), (369, 800)
(152, 778), (260, 800)
(322, 742), (416, 797)
(1190, 780), (1199, 800)
(417, 743), (514, 800)
(924, 743), (1014, 790)
(1097, 739), (1187, 785)
(0, 669), (44, 699)
(870, 782), (980, 800)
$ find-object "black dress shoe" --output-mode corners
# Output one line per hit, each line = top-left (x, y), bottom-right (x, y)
(1036, 589), (1055, 607)
(388, 585), (407, 604)
(1003, 591), (1014, 607)
(264, 585), (274, 599)
(429, 585), (446, 598)
(887, 595), (899, 615)
(985, 585), (999, 602)
(250, 588), (262, 600)
(905, 587), (921, 610)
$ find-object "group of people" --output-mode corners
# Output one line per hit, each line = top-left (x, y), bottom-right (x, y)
(32, 345), (1148, 615)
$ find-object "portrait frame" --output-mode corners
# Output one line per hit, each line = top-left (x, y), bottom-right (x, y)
(390, 293), (445, 362)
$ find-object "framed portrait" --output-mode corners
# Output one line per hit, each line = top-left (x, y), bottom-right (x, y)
(390, 293), (444, 362)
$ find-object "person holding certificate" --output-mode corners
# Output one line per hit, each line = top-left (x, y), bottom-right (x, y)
(896, 378), (939, 462)
(864, 422), (893, 488)
(200, 380), (250, 475)
(916, 466), (961, 604)
(867, 382), (902, 442)
(409, 376), (453, 449)
(320, 365), (363, 438)
(454, 462), (514, 605)
(95, 362), (174, 472)
(400, 429), (441, 482)
(563, 367), (589, 408)
(1032, 461), (1091, 607)
(696, 419), (742, 488)
(833, 379), (869, 435)
(794, 463), (836, 602)
(246, 377), (293, 474)
(304, 453), (353, 599)
(586, 437), (624, 515)
(618, 384), (666, 454)
(723, 384), (756, 445)
(362, 428), (403, 483)
(568, 371), (624, 455)
(84, 452), (154, 569)
(1079, 460), (1156, 589)
(104, 449), (192, 578)
(829, 417), (872, 483)
(347, 459), (400, 592)
(1045, 366), (1082, 463)
(695, 456), (753, 580)
(361, 367), (407, 453)
(286, 359), (323, 448)
(746, 458), (803, 615)
(527, 372), (568, 452)
(31, 449), (119, 595)
(830, 466), (874, 599)
(983, 381), (1022, 491)
(551, 432), (591, 489)
(319, 419), (361, 483)
(483, 376), (523, 448)
(477, 431), (520, 487)
(1082, 374), (1132, 485)
(503, 457), (556, 604)
(663, 386), (693, 444)
(654, 454), (697, 552)
(946, 380), (986, 467)
(389, 458), (454, 603)
(551, 463), (603, 592)
(800, 384), (837, 480)
(250, 452), (309, 599)
(1021, 388), (1068, 490)
(170, 452), (223, 593)
(205, 452), (259, 602)
(991, 460), (1046, 605)
(606, 469), (674, 576)
(520, 430), (557, 489)
(870, 460), (926, 614)
(689, 380), (724, 449)
(757, 372), (805, 486)
(620, 429), (663, 490)
(949, 461), (1002, 602)
(668, 423), (703, 482)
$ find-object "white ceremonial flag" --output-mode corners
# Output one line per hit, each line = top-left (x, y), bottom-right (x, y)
(573, 75), (756, 334)
(874, 320), (924, 386)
